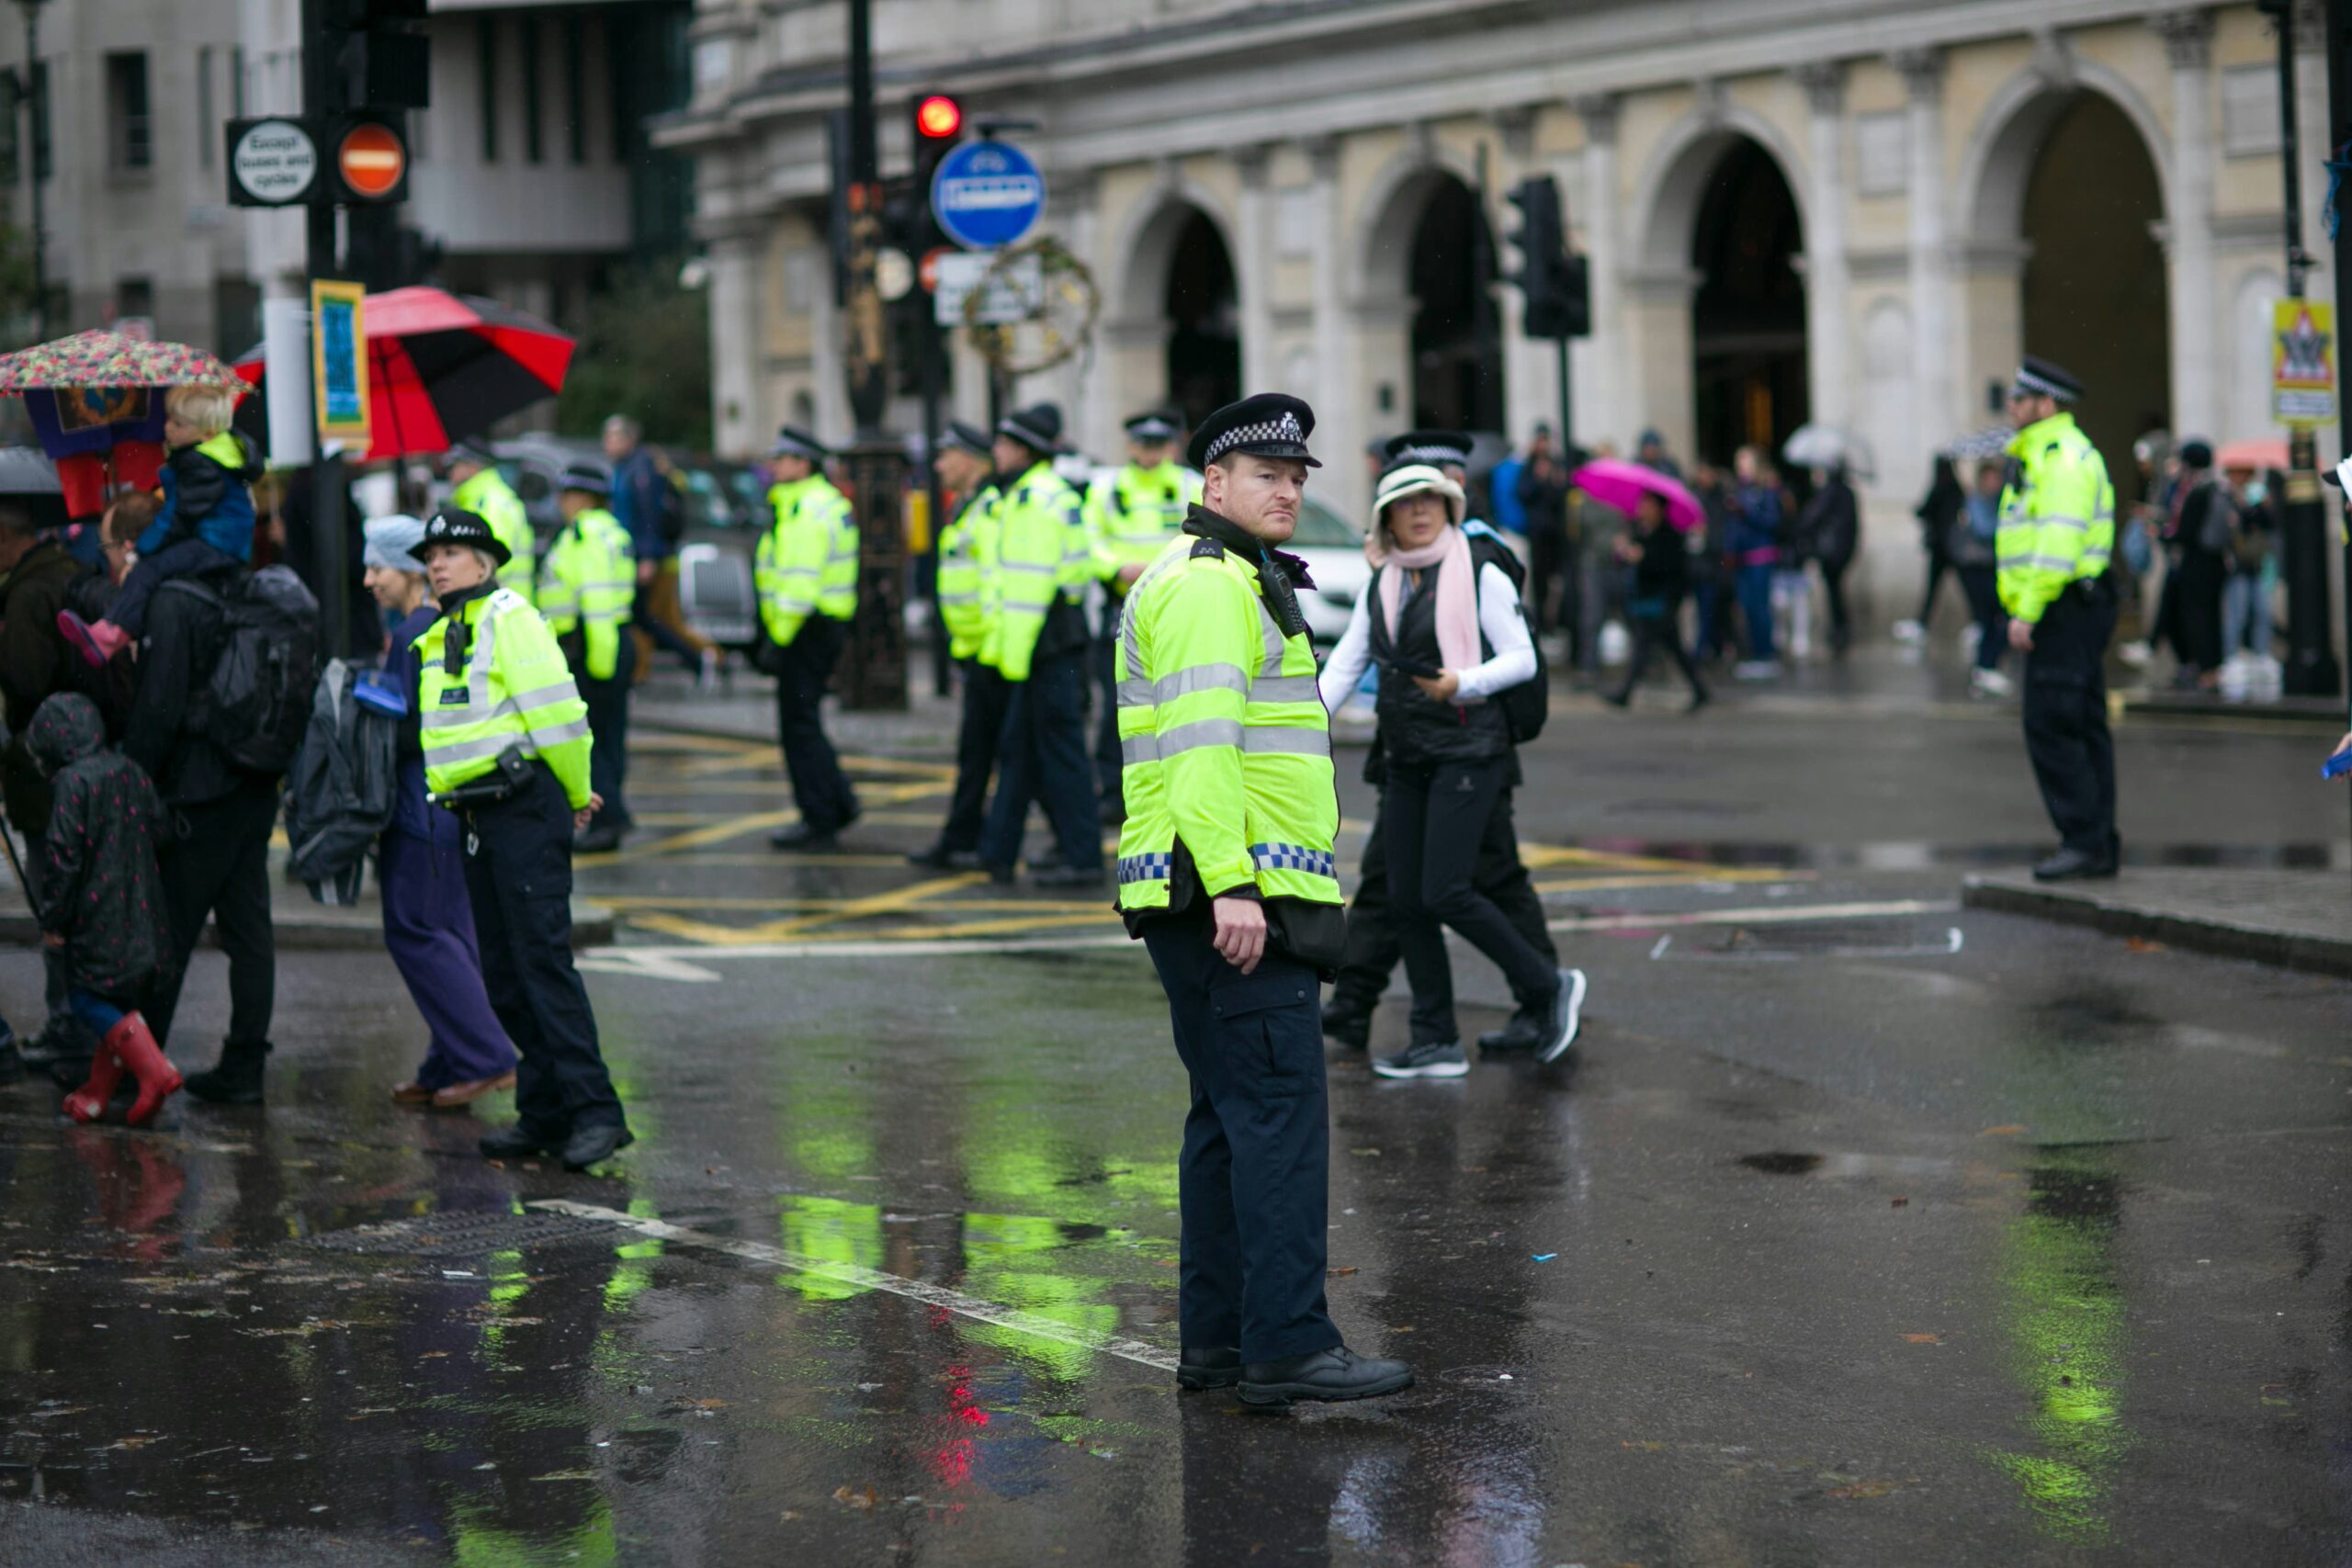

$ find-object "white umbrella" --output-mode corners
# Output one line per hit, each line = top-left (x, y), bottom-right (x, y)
(1781, 423), (1874, 480)
(1944, 425), (2014, 462)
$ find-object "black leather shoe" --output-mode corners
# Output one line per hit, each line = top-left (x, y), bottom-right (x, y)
(2032, 847), (2117, 882)
(184, 1041), (271, 1105)
(983, 862), (1017, 886)
(1177, 1346), (1242, 1391)
(1476, 1008), (1544, 1053)
(574, 825), (624, 854)
(1030, 863), (1104, 889)
(1238, 1345), (1413, 1408)
(560, 1122), (636, 1172)
(479, 1124), (562, 1160)
(906, 841), (961, 869)
(0, 1039), (22, 1087)
(770, 824), (839, 852)
(1322, 1011), (1370, 1052)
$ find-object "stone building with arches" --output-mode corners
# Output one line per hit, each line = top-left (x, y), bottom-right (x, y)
(665, 0), (2329, 593)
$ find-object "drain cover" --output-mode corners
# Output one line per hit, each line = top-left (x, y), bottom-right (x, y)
(305, 1210), (629, 1258)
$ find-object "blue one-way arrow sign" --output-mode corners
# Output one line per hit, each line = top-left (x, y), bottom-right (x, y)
(931, 140), (1046, 251)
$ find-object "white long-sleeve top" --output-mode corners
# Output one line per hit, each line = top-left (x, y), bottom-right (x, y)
(1317, 558), (1537, 712)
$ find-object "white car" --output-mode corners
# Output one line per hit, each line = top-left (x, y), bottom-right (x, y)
(1284, 494), (1371, 646)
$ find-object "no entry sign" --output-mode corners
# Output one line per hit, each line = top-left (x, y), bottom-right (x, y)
(336, 120), (408, 201)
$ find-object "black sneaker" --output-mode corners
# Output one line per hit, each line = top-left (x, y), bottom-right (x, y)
(1476, 1008), (1544, 1053)
(1177, 1346), (1242, 1391)
(1322, 1011), (1371, 1052)
(1539, 969), (1588, 1064)
(1372, 1041), (1468, 1079)
(1238, 1346), (1413, 1408)
(770, 824), (838, 852)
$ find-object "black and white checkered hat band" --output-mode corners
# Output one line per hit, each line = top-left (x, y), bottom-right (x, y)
(1395, 443), (1467, 466)
(772, 434), (825, 459)
(1206, 412), (1306, 464)
(1128, 419), (1176, 439)
(2012, 367), (2076, 402)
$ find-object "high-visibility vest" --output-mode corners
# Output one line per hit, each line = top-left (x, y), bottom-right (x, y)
(412, 586), (594, 807)
(1114, 531), (1341, 913)
(1085, 462), (1200, 594)
(1996, 411), (2114, 623)
(538, 506), (635, 682)
(452, 467), (537, 605)
(936, 481), (1001, 662)
(756, 473), (857, 647)
(985, 460), (1091, 682)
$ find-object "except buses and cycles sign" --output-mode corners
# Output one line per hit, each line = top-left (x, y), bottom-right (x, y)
(929, 139), (1046, 251)
(227, 118), (320, 206)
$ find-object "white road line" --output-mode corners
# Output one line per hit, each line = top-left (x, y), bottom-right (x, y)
(529, 1200), (1180, 1373)
(1545, 897), (1959, 935)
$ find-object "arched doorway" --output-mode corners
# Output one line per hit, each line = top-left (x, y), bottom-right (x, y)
(2018, 95), (2168, 510)
(1689, 138), (1807, 468)
(1407, 175), (1504, 434)
(1163, 209), (1240, 432)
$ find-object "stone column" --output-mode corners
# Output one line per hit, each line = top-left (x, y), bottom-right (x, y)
(2293, 1), (2335, 462)
(2154, 8), (2219, 440)
(702, 221), (764, 459)
(1572, 93), (1623, 451)
(1893, 48), (1952, 445)
(1234, 143), (1276, 397)
(1792, 62), (1851, 438)
(1305, 135), (1364, 514)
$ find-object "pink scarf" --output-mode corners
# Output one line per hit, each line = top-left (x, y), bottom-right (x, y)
(1378, 524), (1481, 673)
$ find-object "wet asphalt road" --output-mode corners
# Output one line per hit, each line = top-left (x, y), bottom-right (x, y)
(3, 665), (2349, 1566)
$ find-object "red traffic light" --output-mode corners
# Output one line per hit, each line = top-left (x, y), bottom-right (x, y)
(915, 95), (962, 140)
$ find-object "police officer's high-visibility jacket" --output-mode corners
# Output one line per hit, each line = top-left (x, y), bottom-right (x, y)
(987, 459), (1092, 682)
(1115, 515), (1342, 937)
(1084, 462), (1201, 595)
(1997, 411), (2115, 623)
(935, 479), (1002, 662)
(538, 506), (636, 682)
(756, 472), (858, 647)
(452, 467), (537, 605)
(413, 586), (594, 809)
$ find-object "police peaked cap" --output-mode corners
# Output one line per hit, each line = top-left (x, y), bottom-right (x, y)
(997, 403), (1065, 455)
(1123, 409), (1182, 443)
(770, 425), (830, 462)
(447, 438), (499, 468)
(559, 458), (614, 496)
(1187, 393), (1321, 470)
(2012, 355), (2083, 403)
(412, 507), (511, 568)
(1383, 429), (1474, 468)
(938, 420), (992, 457)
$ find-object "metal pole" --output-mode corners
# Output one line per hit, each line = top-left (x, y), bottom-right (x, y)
(920, 314), (950, 697)
(302, 0), (349, 658)
(22, 0), (44, 339)
(838, 0), (905, 706)
(2270, 0), (2340, 697)
(1555, 336), (1573, 457)
(2325, 0), (2352, 862)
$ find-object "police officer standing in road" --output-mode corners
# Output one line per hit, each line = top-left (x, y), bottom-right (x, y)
(1117, 392), (1412, 1408)
(446, 440), (537, 604)
(910, 421), (1009, 870)
(1085, 410), (1201, 821)
(756, 427), (863, 852)
(410, 510), (632, 1171)
(978, 404), (1103, 887)
(1323, 430), (1562, 1055)
(1998, 357), (2120, 882)
(542, 460), (637, 853)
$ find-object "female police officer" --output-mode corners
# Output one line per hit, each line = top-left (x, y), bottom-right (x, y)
(411, 509), (633, 1170)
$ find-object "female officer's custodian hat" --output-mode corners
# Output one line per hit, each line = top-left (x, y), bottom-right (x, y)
(363, 513), (429, 571)
(1186, 393), (1321, 470)
(412, 508), (511, 568)
(558, 458), (613, 496)
(448, 438), (499, 468)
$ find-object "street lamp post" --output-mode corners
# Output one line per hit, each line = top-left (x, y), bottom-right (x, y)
(17, 0), (45, 340)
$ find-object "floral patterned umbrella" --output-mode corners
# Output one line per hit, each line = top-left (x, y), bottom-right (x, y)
(0, 329), (247, 392)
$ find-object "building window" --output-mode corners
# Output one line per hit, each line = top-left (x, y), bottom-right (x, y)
(116, 277), (154, 324)
(521, 14), (543, 164)
(477, 15), (499, 162)
(1854, 111), (1906, 197)
(107, 52), (152, 172)
(2222, 64), (2282, 158)
(565, 24), (585, 164)
(198, 48), (214, 169)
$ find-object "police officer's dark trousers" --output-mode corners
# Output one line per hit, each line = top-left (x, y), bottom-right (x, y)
(1142, 908), (1340, 1364)
(2023, 580), (2120, 858)
(1092, 620), (1124, 809)
(462, 764), (627, 1138)
(942, 659), (1012, 852)
(580, 632), (636, 835)
(980, 647), (1102, 872)
(1328, 785), (1555, 1026)
(773, 615), (859, 835)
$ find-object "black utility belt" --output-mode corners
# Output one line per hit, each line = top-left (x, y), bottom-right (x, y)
(430, 746), (540, 811)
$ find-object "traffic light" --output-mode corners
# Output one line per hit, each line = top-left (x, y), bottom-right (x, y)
(1504, 175), (1589, 341)
(912, 92), (964, 188)
(334, 0), (430, 111)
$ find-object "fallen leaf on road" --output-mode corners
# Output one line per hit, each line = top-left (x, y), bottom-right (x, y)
(2123, 938), (2167, 953)
(1902, 1333), (1939, 1344)
(110, 1436), (157, 1450)
(781, 1510), (802, 1522)
(1327, 1266), (1358, 1277)
(1890, 1197), (1909, 1208)
(1979, 1125), (2026, 1137)
(833, 1484), (878, 1511)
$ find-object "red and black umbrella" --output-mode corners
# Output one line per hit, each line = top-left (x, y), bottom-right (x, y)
(232, 286), (575, 461)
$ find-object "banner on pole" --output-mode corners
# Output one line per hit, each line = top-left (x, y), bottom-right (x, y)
(311, 280), (370, 451)
(2272, 299), (2337, 427)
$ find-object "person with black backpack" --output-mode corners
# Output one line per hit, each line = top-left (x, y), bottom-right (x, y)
(116, 538), (319, 1104)
(1317, 465), (1582, 1082)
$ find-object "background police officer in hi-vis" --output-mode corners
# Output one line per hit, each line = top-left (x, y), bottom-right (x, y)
(1084, 409), (1201, 820)
(1996, 357), (2120, 882)
(1115, 392), (1412, 1409)
(411, 510), (633, 1172)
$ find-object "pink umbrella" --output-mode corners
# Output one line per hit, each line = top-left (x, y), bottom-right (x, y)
(1567, 457), (1703, 533)
(2216, 436), (2290, 472)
